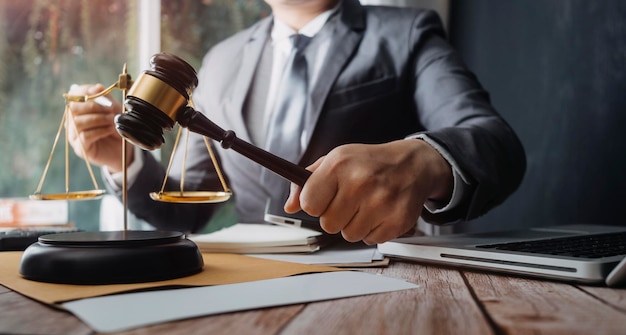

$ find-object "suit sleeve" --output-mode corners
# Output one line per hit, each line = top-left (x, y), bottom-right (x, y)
(409, 10), (526, 224)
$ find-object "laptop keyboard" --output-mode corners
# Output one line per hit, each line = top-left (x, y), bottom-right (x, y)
(476, 231), (626, 258)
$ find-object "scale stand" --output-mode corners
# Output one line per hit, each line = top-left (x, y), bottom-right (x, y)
(18, 64), (216, 284)
(19, 231), (203, 284)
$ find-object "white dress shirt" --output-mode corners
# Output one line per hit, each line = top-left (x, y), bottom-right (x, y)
(263, 7), (338, 152)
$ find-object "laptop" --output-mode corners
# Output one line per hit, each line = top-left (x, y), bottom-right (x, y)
(377, 224), (626, 287)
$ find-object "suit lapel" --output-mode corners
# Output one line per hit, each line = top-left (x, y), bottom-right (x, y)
(225, 18), (272, 141)
(301, 0), (366, 158)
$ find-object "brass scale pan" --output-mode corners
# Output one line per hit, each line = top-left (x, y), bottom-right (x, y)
(149, 191), (231, 203)
(29, 190), (231, 203)
(30, 189), (106, 201)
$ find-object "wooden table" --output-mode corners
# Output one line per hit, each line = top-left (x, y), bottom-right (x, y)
(1, 259), (625, 335)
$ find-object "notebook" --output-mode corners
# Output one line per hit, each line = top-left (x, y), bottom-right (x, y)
(377, 224), (626, 286)
(188, 223), (322, 253)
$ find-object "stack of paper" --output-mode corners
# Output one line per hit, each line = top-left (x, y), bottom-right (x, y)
(188, 223), (322, 253)
(250, 244), (388, 267)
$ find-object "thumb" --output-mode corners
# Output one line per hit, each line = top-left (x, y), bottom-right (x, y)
(284, 182), (303, 213)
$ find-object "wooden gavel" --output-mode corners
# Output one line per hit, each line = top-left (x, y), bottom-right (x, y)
(115, 52), (311, 187)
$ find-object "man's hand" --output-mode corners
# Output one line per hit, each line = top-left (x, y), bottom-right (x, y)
(67, 84), (133, 173)
(284, 139), (453, 245)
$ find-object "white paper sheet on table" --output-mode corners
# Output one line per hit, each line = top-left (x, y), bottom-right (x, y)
(62, 271), (419, 333)
(249, 244), (383, 264)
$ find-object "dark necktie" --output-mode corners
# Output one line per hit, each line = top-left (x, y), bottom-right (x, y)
(262, 34), (311, 192)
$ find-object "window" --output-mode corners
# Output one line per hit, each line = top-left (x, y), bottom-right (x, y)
(0, 0), (268, 231)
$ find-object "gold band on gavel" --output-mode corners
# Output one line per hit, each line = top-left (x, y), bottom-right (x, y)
(127, 73), (188, 121)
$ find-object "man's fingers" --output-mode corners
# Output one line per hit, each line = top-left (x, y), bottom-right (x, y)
(284, 183), (303, 213)
(299, 164), (337, 217)
(70, 113), (116, 134)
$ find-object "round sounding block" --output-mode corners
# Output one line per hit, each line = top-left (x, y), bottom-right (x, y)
(19, 230), (204, 284)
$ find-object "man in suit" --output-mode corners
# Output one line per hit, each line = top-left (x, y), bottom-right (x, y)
(68, 0), (526, 244)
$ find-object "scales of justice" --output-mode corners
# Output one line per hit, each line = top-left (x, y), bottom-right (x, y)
(19, 53), (311, 284)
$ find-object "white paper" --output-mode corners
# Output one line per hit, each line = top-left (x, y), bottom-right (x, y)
(62, 271), (419, 333)
(188, 223), (322, 248)
(249, 244), (379, 264)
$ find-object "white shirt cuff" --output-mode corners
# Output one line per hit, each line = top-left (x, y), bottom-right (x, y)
(407, 134), (471, 214)
(102, 145), (144, 191)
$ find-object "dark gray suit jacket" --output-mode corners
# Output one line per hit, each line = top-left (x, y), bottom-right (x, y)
(118, 0), (526, 232)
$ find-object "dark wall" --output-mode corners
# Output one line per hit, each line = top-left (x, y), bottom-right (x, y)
(448, 0), (626, 232)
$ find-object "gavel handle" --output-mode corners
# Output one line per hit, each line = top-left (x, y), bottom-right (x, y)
(178, 107), (311, 187)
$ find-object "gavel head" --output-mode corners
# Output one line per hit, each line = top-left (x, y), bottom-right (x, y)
(115, 53), (199, 150)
